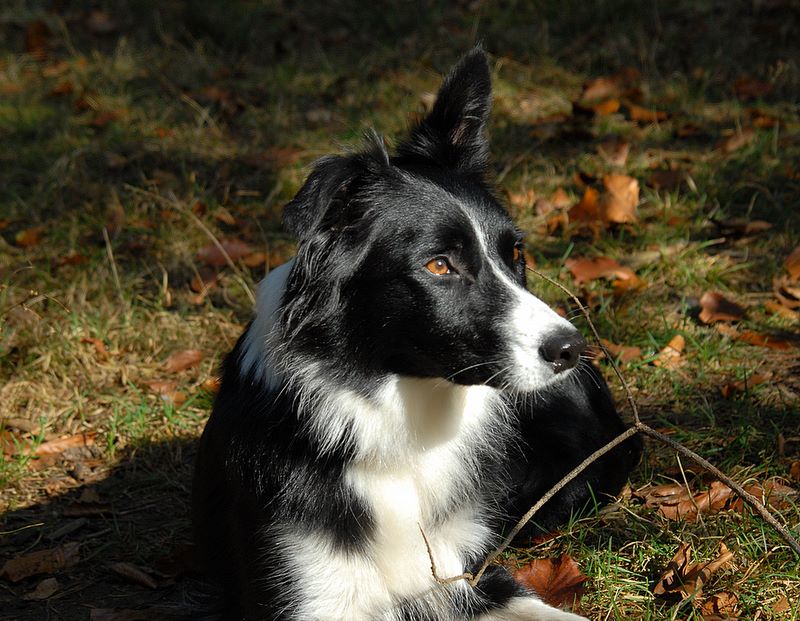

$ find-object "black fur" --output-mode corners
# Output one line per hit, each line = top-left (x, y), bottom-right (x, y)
(193, 48), (641, 620)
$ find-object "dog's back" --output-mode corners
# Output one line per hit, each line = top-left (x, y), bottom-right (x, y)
(192, 48), (640, 620)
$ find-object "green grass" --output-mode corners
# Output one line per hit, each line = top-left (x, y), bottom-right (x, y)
(1, 0), (799, 618)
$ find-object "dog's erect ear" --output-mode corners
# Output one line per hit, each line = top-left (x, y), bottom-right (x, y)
(397, 47), (491, 176)
(283, 132), (389, 240)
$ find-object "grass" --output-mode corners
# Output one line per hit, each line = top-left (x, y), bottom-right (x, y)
(1, 0), (799, 618)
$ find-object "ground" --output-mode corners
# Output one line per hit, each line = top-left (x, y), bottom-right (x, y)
(1, 1), (799, 619)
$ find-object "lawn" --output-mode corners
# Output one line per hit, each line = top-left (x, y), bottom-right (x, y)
(1, 1), (799, 619)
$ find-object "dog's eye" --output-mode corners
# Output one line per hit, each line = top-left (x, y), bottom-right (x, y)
(425, 257), (452, 276)
(512, 245), (523, 263)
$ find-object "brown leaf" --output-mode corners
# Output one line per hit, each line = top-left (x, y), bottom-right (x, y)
(654, 542), (734, 599)
(109, 562), (158, 589)
(652, 334), (685, 368)
(718, 129), (756, 154)
(590, 98), (621, 116)
(626, 103), (668, 123)
(639, 481), (734, 522)
(736, 330), (794, 350)
(720, 372), (772, 398)
(163, 349), (203, 373)
(773, 595), (791, 613)
(25, 20), (50, 60)
(648, 169), (687, 192)
(785, 246), (800, 281)
(734, 75), (773, 100)
(568, 187), (600, 223)
(196, 238), (252, 266)
(200, 377), (221, 393)
(599, 339), (642, 363)
(581, 76), (620, 101)
(790, 462), (800, 483)
(775, 279), (800, 309)
(597, 139), (630, 166)
(0, 542), (80, 582)
(600, 174), (639, 223)
(81, 337), (109, 361)
(23, 577), (60, 601)
(15, 226), (44, 247)
(513, 555), (587, 609)
(701, 592), (739, 619)
(35, 433), (95, 456)
(698, 291), (746, 324)
(735, 479), (798, 512)
(565, 256), (637, 285)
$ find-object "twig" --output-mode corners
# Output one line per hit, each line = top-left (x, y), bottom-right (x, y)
(425, 266), (800, 588)
(102, 226), (126, 308)
(418, 524), (474, 585)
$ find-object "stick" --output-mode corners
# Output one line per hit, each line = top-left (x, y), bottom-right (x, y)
(425, 266), (800, 588)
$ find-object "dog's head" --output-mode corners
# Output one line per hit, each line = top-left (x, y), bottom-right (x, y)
(279, 48), (584, 393)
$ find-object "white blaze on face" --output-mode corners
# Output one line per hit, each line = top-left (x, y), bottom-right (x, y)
(464, 209), (579, 392)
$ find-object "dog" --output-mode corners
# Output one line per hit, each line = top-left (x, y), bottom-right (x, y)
(192, 48), (641, 621)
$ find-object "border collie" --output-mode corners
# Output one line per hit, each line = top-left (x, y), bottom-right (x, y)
(193, 48), (641, 621)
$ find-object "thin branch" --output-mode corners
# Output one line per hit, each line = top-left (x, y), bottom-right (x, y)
(424, 266), (800, 588)
(418, 524), (474, 585)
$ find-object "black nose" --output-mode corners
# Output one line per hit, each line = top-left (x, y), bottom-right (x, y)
(538, 329), (586, 374)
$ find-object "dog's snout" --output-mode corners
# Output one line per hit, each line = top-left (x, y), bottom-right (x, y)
(538, 330), (586, 374)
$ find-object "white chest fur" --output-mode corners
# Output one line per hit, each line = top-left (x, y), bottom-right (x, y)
(282, 378), (504, 620)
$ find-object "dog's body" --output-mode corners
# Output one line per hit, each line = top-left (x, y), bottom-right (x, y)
(193, 49), (640, 620)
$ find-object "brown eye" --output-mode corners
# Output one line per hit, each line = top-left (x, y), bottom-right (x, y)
(425, 258), (451, 276)
(512, 246), (522, 263)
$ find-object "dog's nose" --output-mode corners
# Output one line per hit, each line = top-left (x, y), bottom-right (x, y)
(538, 330), (586, 374)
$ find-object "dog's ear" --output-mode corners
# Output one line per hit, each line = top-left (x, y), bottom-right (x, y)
(283, 132), (390, 239)
(397, 47), (491, 176)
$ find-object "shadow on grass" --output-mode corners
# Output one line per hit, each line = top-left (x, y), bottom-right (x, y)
(0, 438), (201, 621)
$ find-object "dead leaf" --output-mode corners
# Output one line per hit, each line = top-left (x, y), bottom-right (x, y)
(597, 139), (630, 166)
(200, 377), (221, 393)
(736, 330), (794, 350)
(565, 256), (637, 285)
(785, 246), (800, 281)
(590, 98), (621, 116)
(638, 481), (734, 522)
(626, 103), (668, 123)
(649, 169), (687, 192)
(0, 542), (80, 582)
(600, 174), (639, 223)
(599, 339), (642, 363)
(735, 479), (798, 512)
(568, 187), (600, 223)
(653, 542), (734, 599)
(15, 226), (44, 247)
(25, 20), (50, 60)
(581, 76), (620, 101)
(720, 372), (772, 397)
(790, 462), (800, 483)
(773, 595), (791, 613)
(81, 337), (109, 361)
(652, 334), (685, 368)
(35, 433), (95, 456)
(109, 562), (158, 589)
(23, 577), (59, 601)
(701, 592), (739, 619)
(196, 238), (252, 267)
(718, 129), (756, 154)
(734, 75), (773, 100)
(513, 555), (587, 609)
(144, 379), (187, 406)
(163, 349), (204, 373)
(698, 292), (746, 324)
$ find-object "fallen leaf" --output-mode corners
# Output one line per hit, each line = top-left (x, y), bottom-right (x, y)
(109, 562), (158, 589)
(638, 481), (734, 522)
(734, 75), (772, 100)
(200, 377), (221, 393)
(54, 253), (89, 267)
(653, 542), (734, 599)
(565, 256), (637, 285)
(23, 577), (59, 601)
(590, 98), (621, 116)
(698, 292), (746, 324)
(513, 555), (587, 609)
(775, 279), (800, 309)
(163, 349), (204, 373)
(0, 542), (80, 582)
(196, 238), (252, 267)
(765, 299), (800, 320)
(736, 330), (793, 350)
(25, 20), (50, 60)
(600, 174), (639, 223)
(735, 479), (798, 512)
(34, 433), (95, 456)
(580, 76), (620, 101)
(790, 462), (800, 483)
(652, 334), (685, 368)
(785, 246), (800, 281)
(626, 103), (668, 123)
(597, 139), (630, 166)
(15, 226), (44, 247)
(568, 187), (600, 223)
(648, 169), (687, 192)
(242, 251), (268, 268)
(718, 129), (756, 154)
(599, 339), (642, 363)
(720, 372), (772, 397)
(81, 337), (109, 361)
(701, 592), (739, 619)
(773, 595), (791, 613)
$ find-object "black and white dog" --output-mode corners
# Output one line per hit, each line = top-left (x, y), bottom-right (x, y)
(192, 49), (640, 620)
